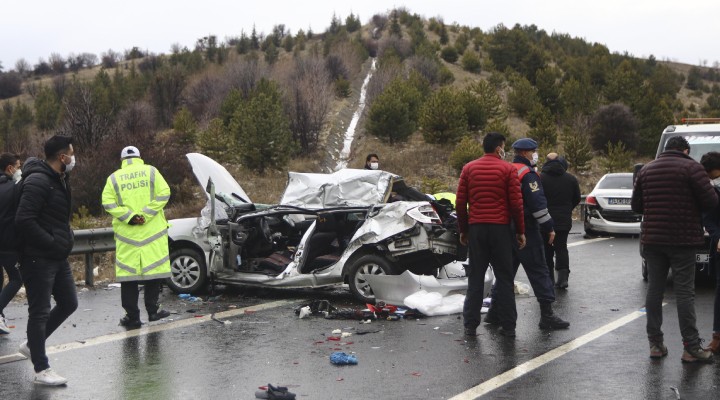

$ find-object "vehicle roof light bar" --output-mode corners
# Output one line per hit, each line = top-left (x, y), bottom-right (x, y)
(680, 118), (720, 124)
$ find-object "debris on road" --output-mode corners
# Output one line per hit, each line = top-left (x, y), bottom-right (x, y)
(330, 352), (358, 365)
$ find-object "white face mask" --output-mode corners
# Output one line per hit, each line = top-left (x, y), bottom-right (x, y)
(498, 148), (506, 160)
(713, 177), (720, 187)
(531, 152), (539, 166)
(370, 162), (379, 170)
(63, 155), (76, 172)
(12, 168), (22, 183)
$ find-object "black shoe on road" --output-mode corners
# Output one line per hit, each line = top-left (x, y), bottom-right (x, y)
(539, 314), (570, 330)
(119, 316), (142, 329)
(149, 310), (171, 322)
(498, 326), (516, 337)
(464, 327), (479, 337)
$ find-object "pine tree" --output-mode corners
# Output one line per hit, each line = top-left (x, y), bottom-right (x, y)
(420, 87), (466, 144)
(228, 79), (294, 172)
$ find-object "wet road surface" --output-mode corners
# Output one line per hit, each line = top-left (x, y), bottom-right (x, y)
(1, 223), (719, 399)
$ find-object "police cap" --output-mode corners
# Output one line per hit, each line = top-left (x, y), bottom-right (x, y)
(121, 146), (140, 159)
(512, 138), (538, 151)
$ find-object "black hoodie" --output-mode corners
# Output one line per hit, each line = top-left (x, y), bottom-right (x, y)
(15, 157), (74, 260)
(540, 158), (581, 231)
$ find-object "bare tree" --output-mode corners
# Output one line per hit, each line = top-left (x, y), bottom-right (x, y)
(58, 84), (116, 149)
(101, 49), (121, 68)
(115, 100), (155, 138)
(14, 58), (30, 76)
(284, 56), (332, 151)
(224, 58), (266, 98)
(48, 53), (67, 73)
(184, 73), (226, 122)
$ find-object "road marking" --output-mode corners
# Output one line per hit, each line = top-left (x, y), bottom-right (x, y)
(0, 299), (297, 365)
(449, 306), (657, 400)
(567, 237), (612, 247)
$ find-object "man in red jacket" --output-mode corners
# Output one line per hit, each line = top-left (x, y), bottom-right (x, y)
(632, 136), (717, 363)
(456, 132), (526, 337)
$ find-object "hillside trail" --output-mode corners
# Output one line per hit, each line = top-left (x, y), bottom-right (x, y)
(321, 57), (376, 172)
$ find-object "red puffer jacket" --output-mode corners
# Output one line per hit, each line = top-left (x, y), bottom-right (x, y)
(631, 150), (718, 246)
(456, 154), (525, 235)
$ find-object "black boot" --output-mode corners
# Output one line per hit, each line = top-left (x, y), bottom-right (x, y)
(556, 270), (569, 289)
(539, 303), (570, 330)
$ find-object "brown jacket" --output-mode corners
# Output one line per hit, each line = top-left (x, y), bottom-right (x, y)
(631, 150), (718, 246)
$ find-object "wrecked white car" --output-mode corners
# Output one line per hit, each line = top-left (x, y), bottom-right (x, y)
(167, 153), (481, 303)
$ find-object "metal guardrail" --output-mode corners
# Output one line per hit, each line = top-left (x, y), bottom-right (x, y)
(71, 228), (115, 286)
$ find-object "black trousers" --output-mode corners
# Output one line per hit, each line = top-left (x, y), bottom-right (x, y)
(544, 229), (570, 282)
(19, 256), (78, 372)
(512, 220), (556, 304)
(463, 223), (516, 330)
(0, 253), (22, 317)
(121, 279), (163, 320)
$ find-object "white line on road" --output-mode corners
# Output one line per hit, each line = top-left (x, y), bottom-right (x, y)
(0, 299), (297, 365)
(567, 237), (612, 247)
(449, 308), (648, 400)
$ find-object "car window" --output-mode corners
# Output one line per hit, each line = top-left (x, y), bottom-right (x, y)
(597, 175), (633, 189)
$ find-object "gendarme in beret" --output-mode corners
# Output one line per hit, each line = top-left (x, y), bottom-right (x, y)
(512, 138), (538, 150)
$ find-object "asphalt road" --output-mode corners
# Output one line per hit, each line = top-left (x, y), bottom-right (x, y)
(1, 223), (719, 400)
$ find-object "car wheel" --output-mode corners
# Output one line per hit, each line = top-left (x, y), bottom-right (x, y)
(167, 248), (207, 294)
(347, 254), (397, 303)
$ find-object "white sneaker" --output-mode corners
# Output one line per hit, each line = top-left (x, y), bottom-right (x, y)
(0, 317), (9, 334)
(18, 340), (31, 359)
(34, 368), (68, 386)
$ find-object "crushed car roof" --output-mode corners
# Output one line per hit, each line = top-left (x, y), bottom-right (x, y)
(280, 169), (399, 208)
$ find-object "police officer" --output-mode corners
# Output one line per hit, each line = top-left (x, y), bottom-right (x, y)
(102, 146), (171, 328)
(487, 138), (569, 331)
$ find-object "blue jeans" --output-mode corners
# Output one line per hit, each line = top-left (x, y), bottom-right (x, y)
(19, 256), (78, 372)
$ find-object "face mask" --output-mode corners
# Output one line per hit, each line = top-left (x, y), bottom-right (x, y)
(370, 162), (379, 170)
(498, 149), (506, 160)
(531, 152), (539, 166)
(12, 168), (21, 183)
(713, 177), (720, 187)
(62, 155), (76, 172)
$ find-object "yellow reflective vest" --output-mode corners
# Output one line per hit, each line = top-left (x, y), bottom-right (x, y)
(101, 158), (171, 282)
(433, 192), (456, 208)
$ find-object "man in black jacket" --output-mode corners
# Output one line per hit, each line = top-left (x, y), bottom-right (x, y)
(15, 135), (78, 386)
(540, 153), (581, 289)
(632, 136), (716, 363)
(0, 153), (23, 334)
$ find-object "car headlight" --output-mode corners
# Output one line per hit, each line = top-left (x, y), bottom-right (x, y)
(407, 204), (442, 224)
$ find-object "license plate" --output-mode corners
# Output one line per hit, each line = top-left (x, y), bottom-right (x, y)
(697, 253), (710, 263)
(608, 198), (631, 205)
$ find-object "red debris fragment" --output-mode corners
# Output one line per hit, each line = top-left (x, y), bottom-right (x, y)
(411, 372), (422, 377)
(327, 336), (341, 341)
(336, 377), (344, 381)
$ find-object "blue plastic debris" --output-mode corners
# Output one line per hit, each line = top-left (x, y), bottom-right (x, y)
(179, 294), (201, 302)
(330, 352), (358, 365)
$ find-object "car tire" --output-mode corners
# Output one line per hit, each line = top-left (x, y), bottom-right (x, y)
(347, 254), (398, 304)
(167, 248), (208, 294)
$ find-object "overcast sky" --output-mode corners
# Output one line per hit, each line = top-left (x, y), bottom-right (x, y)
(1, 0), (718, 71)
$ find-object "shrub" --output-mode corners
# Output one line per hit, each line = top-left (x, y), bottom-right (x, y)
(334, 78), (351, 98)
(590, 103), (639, 153)
(0, 72), (23, 100)
(440, 46), (459, 63)
(600, 141), (634, 173)
(449, 136), (484, 174)
(461, 51), (481, 73)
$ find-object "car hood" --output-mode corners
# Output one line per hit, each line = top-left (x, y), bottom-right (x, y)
(280, 169), (398, 208)
(186, 153), (251, 204)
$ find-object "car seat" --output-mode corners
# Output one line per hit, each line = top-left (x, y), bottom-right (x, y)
(299, 213), (341, 273)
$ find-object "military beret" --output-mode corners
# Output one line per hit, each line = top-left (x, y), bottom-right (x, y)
(512, 138), (538, 150)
